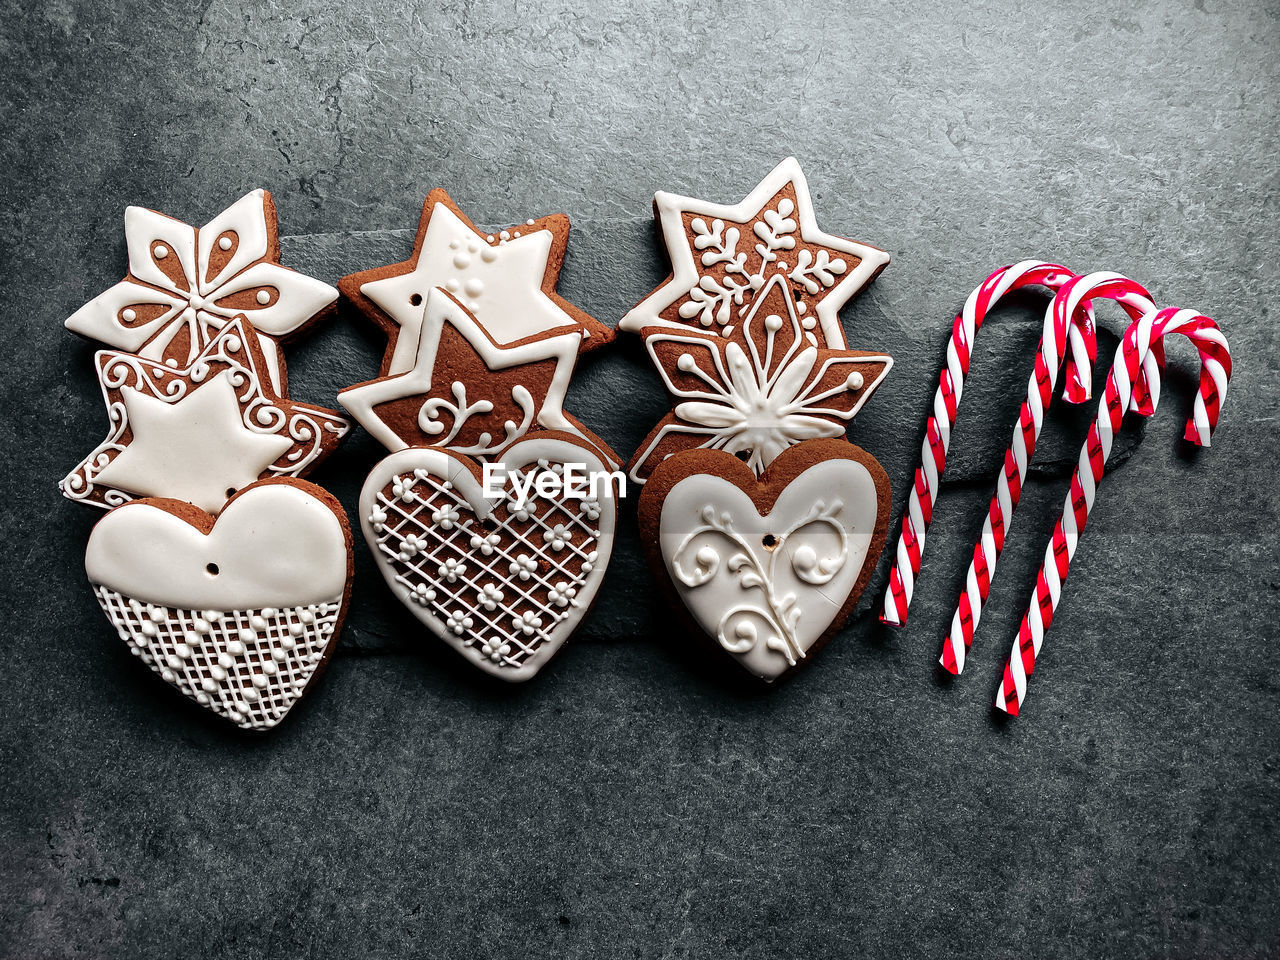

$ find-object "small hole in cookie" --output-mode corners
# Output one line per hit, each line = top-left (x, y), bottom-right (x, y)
(225, 487), (237, 498)
(762, 534), (778, 551)
(734, 450), (749, 462)
(206, 563), (220, 576)
(409, 293), (423, 306)
(482, 518), (499, 531)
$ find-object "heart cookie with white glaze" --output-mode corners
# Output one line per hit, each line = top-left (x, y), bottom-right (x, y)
(359, 432), (617, 681)
(638, 439), (890, 681)
(84, 478), (353, 731)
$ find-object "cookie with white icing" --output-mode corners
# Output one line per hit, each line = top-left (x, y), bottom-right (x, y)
(62, 319), (349, 513)
(359, 431), (617, 681)
(620, 158), (892, 483)
(637, 439), (890, 683)
(84, 478), (354, 731)
(619, 157), (889, 350)
(629, 273), (892, 483)
(65, 189), (339, 396)
(338, 187), (613, 379)
(338, 287), (615, 467)
(339, 194), (621, 680)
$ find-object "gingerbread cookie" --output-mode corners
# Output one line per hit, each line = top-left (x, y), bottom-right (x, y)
(620, 158), (891, 483)
(65, 189), (339, 394)
(339, 287), (614, 466)
(62, 319), (349, 512)
(359, 431), (616, 681)
(618, 156), (889, 349)
(338, 188), (613, 379)
(84, 478), (353, 731)
(630, 273), (891, 481)
(638, 439), (890, 682)
(339, 193), (620, 680)
(624, 160), (894, 680)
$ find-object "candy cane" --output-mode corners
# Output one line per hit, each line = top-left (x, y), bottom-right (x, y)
(941, 273), (1160, 674)
(881, 261), (1100, 629)
(996, 297), (1232, 715)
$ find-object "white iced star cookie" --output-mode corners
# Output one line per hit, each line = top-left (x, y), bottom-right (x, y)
(93, 372), (293, 511)
(618, 157), (890, 350)
(64, 189), (338, 394)
(338, 288), (616, 466)
(338, 189), (613, 378)
(62, 319), (350, 512)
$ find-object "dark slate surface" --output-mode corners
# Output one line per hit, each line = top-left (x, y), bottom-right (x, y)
(2, 1), (1277, 957)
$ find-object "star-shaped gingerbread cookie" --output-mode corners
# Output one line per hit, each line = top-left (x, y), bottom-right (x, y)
(340, 189), (613, 378)
(339, 289), (615, 466)
(627, 274), (891, 482)
(64, 189), (339, 395)
(62, 319), (350, 512)
(619, 157), (890, 350)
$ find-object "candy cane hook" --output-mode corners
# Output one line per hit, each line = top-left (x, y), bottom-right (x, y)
(996, 301), (1232, 715)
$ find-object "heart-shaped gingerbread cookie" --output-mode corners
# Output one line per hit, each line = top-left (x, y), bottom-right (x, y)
(84, 478), (353, 730)
(639, 439), (890, 681)
(359, 432), (617, 680)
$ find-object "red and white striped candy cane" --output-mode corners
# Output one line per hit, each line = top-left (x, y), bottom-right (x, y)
(996, 298), (1232, 715)
(941, 273), (1159, 674)
(881, 261), (1099, 628)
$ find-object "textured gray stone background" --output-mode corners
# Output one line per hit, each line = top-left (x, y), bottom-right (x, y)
(2, 1), (1277, 957)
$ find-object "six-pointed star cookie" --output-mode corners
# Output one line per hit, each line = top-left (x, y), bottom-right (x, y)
(338, 288), (616, 466)
(627, 274), (892, 483)
(64, 189), (339, 394)
(62, 319), (350, 512)
(338, 189), (613, 378)
(618, 157), (890, 350)
(91, 372), (293, 511)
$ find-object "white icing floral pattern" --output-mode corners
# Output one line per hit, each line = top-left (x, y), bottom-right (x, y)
(438, 558), (467, 582)
(542, 524), (572, 551)
(65, 190), (338, 369)
(478, 583), (505, 611)
(509, 555), (538, 580)
(637, 274), (888, 476)
(676, 197), (849, 332)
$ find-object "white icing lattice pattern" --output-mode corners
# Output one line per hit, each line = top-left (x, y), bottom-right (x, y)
(371, 466), (601, 670)
(93, 586), (341, 731)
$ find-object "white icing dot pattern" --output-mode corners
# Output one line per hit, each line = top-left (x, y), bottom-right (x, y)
(93, 585), (341, 730)
(370, 464), (601, 670)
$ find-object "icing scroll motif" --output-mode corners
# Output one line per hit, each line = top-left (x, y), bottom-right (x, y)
(416, 380), (536, 456)
(339, 288), (615, 466)
(670, 500), (848, 667)
(62, 319), (349, 512)
(655, 453), (886, 681)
